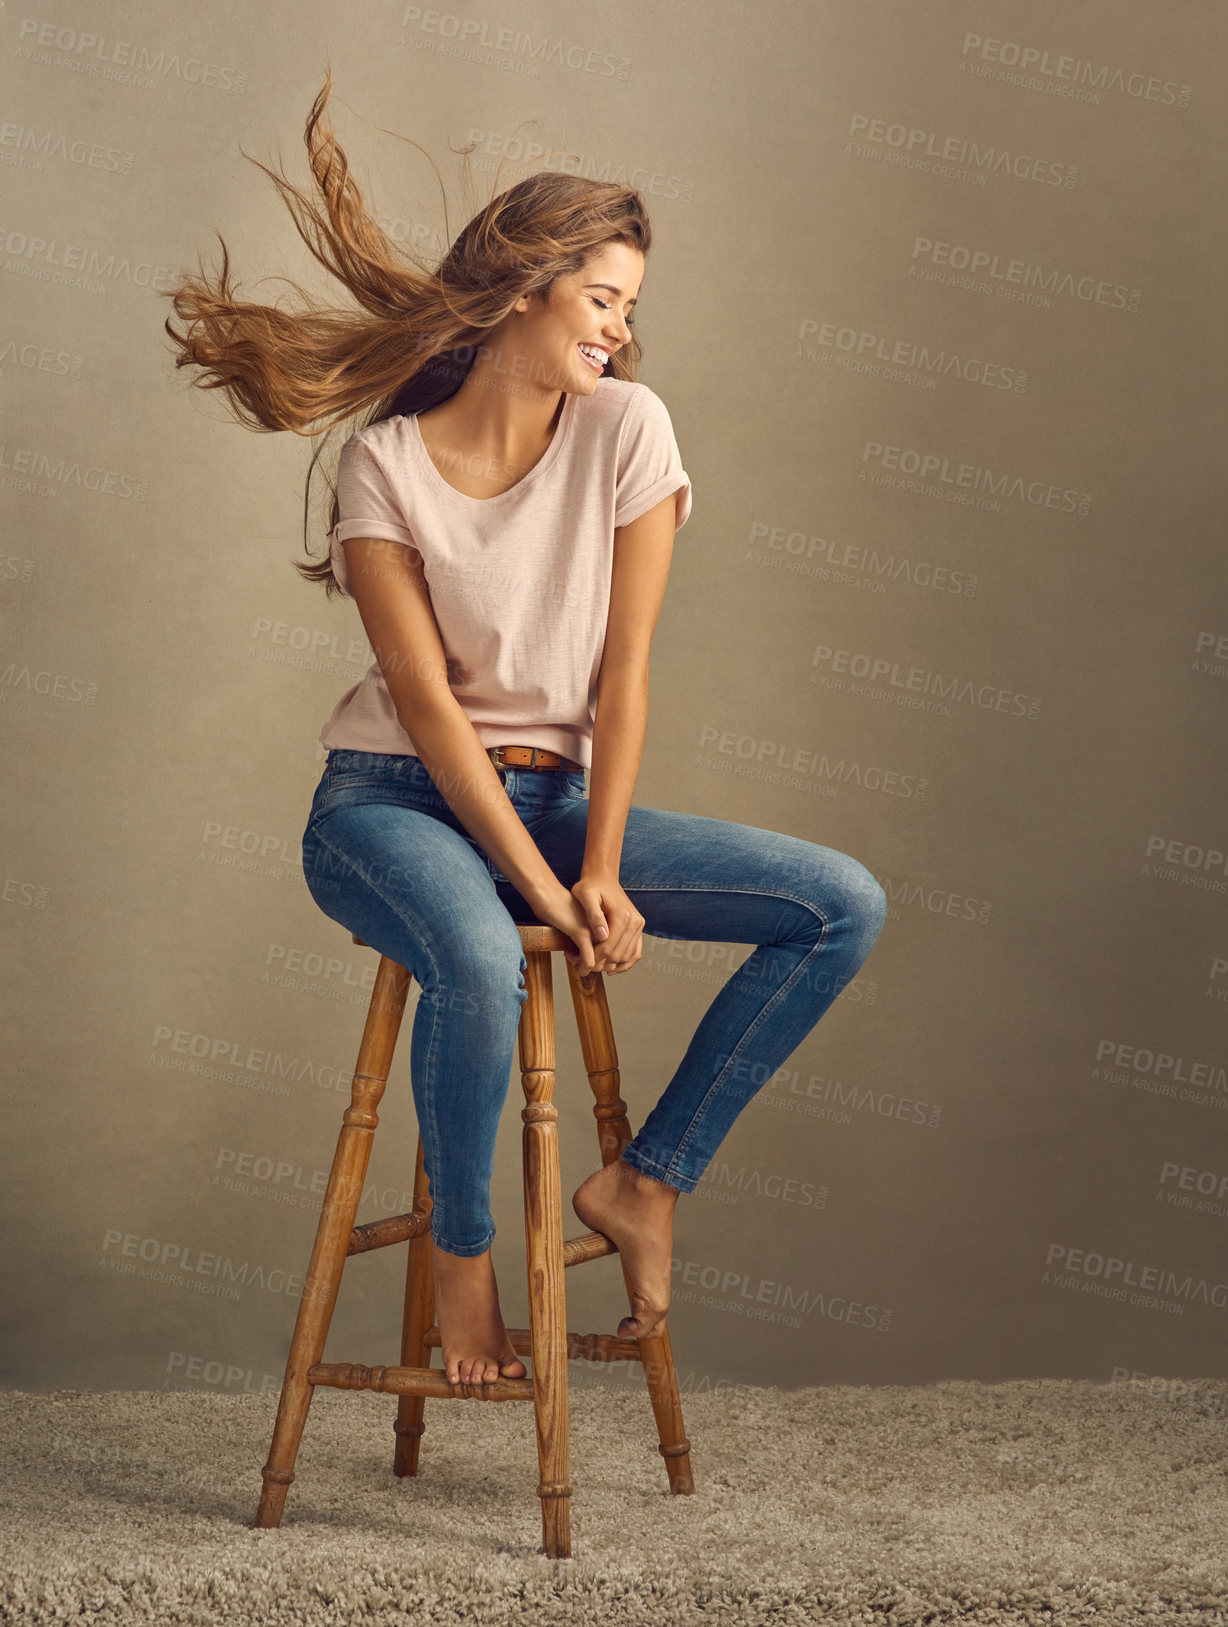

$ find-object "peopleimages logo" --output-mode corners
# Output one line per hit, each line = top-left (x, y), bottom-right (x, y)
(958, 33), (1192, 109)
(875, 873), (992, 926)
(247, 616), (370, 677)
(847, 113), (1077, 188)
(461, 127), (695, 204)
(198, 817), (303, 885)
(1194, 630), (1228, 679)
(1141, 834), (1228, 893)
(99, 1229), (302, 1301)
(0, 663), (97, 705)
(1093, 1039), (1227, 1100)
(811, 641), (1042, 722)
(0, 121), (135, 175)
(746, 519), (979, 597)
(396, 7), (630, 83)
(859, 437), (1091, 515)
(696, 725), (927, 800)
(0, 440), (146, 498)
(670, 1254), (892, 1331)
(0, 223), (176, 293)
(163, 1351), (280, 1394)
(909, 235), (1141, 312)
(795, 317), (1026, 394)
(1157, 1161), (1228, 1218)
(15, 20), (248, 92)
(1091, 1038), (1227, 1115)
(148, 1022), (356, 1097)
(1044, 1243), (1228, 1309)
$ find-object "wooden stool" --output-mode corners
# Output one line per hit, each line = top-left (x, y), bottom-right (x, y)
(254, 922), (693, 1558)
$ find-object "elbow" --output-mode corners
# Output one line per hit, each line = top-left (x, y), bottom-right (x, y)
(387, 677), (463, 744)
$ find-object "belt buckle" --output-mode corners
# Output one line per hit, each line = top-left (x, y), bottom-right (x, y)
(488, 744), (557, 772)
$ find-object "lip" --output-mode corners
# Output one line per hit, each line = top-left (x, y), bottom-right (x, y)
(576, 342), (611, 374)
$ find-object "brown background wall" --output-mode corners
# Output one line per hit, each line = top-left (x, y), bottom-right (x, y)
(4, 1), (1225, 1402)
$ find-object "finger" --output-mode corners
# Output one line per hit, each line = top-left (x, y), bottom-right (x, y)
(596, 926), (630, 965)
(604, 934), (639, 970)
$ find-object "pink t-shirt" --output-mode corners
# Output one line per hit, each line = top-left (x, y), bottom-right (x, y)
(317, 378), (691, 768)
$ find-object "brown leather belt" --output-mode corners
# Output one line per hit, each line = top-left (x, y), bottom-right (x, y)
(487, 744), (585, 773)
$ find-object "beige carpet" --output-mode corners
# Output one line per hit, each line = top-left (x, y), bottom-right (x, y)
(1, 1376), (1226, 1624)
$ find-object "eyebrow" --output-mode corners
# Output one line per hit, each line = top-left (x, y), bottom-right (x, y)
(584, 283), (638, 307)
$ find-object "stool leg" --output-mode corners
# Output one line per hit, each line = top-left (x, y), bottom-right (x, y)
(255, 955), (413, 1527)
(565, 960), (695, 1496)
(519, 945), (572, 1559)
(393, 1135), (435, 1477)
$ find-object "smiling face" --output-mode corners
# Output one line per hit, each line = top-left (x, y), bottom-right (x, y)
(505, 240), (643, 396)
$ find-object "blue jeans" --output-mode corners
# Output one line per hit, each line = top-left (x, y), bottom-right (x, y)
(301, 749), (888, 1256)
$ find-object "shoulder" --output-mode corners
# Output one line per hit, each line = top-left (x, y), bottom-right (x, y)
(591, 376), (665, 413)
(341, 416), (409, 458)
(582, 377), (676, 440)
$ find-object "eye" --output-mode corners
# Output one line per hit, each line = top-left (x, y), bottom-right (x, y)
(592, 296), (635, 328)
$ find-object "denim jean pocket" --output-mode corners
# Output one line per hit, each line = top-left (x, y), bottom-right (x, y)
(324, 749), (418, 791)
(309, 753), (451, 831)
(559, 770), (587, 800)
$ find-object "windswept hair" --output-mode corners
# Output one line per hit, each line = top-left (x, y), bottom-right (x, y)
(160, 68), (653, 596)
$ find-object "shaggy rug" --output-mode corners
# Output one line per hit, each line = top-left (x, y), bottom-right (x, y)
(1, 1376), (1225, 1624)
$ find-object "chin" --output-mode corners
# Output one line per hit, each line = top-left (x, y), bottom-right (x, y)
(571, 354), (605, 389)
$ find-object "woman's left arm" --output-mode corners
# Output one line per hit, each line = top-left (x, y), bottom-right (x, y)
(574, 492), (679, 974)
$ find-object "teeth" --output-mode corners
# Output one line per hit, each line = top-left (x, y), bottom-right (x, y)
(578, 344), (606, 366)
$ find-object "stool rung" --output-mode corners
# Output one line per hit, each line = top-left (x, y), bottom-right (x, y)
(422, 1326), (643, 1364)
(347, 1209), (431, 1255)
(562, 1230), (618, 1266)
(307, 1361), (534, 1402)
(564, 1330), (643, 1364)
(344, 1218), (610, 1261)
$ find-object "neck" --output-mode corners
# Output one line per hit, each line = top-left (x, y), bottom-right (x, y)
(442, 363), (566, 452)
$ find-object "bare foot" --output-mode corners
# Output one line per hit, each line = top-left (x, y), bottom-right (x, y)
(428, 1237), (527, 1385)
(572, 1156), (680, 1343)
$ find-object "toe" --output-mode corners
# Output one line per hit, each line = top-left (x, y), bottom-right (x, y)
(619, 1297), (667, 1342)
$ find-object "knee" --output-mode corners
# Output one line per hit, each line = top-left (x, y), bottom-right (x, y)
(422, 919), (528, 1020)
(842, 859), (888, 942)
(794, 853), (887, 950)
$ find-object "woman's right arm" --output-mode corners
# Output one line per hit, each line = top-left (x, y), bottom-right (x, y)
(341, 535), (606, 967)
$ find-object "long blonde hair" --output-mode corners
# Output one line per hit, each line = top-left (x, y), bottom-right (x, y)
(160, 69), (654, 596)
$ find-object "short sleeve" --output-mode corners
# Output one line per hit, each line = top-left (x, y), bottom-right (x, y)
(614, 385), (692, 532)
(329, 433), (422, 596)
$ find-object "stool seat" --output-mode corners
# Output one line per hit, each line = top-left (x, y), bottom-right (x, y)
(255, 919), (693, 1559)
(352, 925), (572, 954)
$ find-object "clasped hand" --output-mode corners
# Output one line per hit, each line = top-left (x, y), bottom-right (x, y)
(551, 871), (645, 976)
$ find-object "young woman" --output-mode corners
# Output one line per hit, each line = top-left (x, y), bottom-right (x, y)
(164, 75), (888, 1392)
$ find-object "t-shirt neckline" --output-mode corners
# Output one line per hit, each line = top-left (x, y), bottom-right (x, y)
(408, 390), (578, 507)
